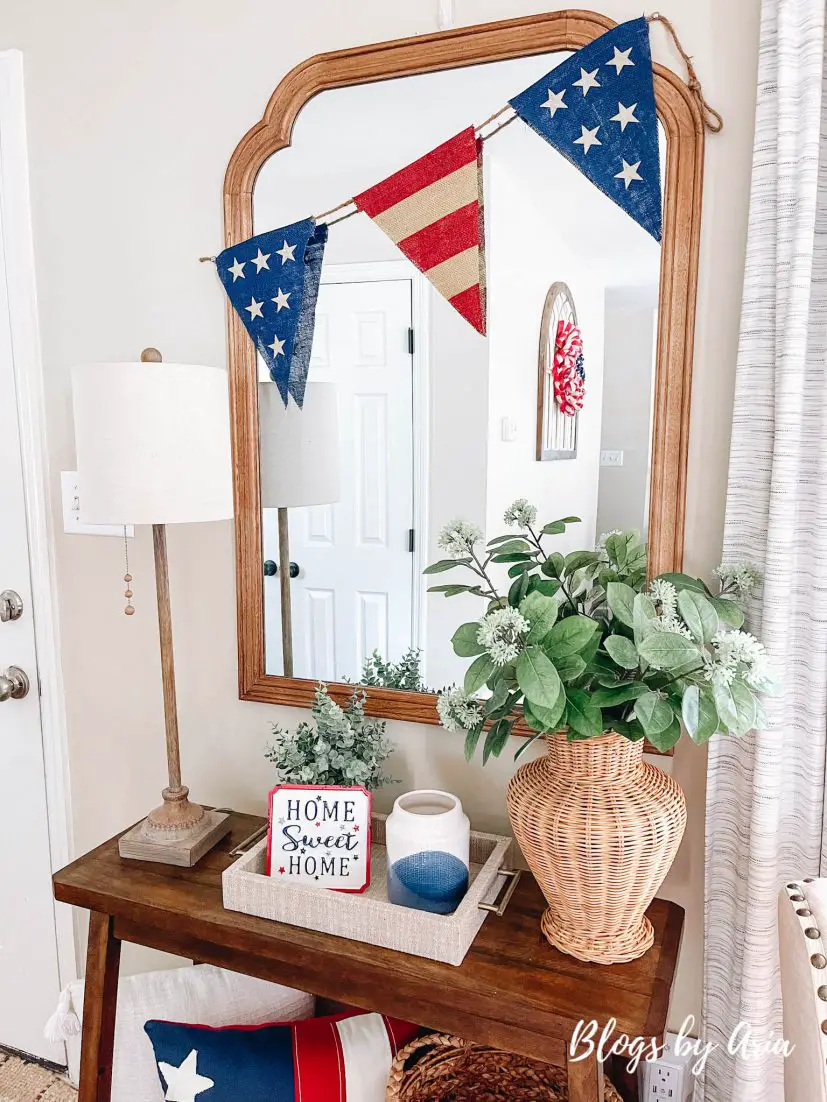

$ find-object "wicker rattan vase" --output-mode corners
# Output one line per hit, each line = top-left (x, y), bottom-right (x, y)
(506, 731), (686, 964)
(386, 1033), (624, 1101)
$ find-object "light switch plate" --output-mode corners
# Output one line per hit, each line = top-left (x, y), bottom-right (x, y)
(600, 450), (624, 468)
(501, 416), (518, 443)
(61, 471), (133, 537)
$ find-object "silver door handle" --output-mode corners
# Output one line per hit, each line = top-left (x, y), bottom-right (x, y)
(0, 666), (29, 701)
(0, 590), (23, 623)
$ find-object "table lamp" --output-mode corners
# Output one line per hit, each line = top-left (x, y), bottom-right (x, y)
(259, 381), (340, 677)
(72, 349), (234, 866)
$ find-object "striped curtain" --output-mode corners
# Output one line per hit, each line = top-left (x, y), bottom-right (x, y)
(701, 1), (827, 1100)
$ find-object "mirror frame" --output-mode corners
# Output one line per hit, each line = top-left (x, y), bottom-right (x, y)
(224, 9), (705, 734)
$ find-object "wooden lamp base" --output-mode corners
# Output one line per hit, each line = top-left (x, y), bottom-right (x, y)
(115, 471), (232, 868)
(118, 785), (231, 868)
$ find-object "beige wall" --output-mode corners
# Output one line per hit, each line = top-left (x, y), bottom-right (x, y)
(485, 155), (606, 552)
(0, 0), (760, 1030)
(596, 294), (658, 539)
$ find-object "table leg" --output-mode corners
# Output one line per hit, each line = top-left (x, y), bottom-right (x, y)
(78, 912), (121, 1102)
(566, 1048), (605, 1102)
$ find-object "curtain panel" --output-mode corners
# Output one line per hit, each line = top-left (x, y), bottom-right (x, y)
(702, 1), (827, 1099)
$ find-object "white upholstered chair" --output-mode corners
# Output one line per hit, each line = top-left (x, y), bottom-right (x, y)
(779, 879), (827, 1101)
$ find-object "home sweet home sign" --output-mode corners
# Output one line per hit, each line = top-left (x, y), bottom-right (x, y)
(266, 784), (372, 893)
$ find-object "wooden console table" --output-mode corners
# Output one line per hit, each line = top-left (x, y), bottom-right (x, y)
(53, 812), (684, 1102)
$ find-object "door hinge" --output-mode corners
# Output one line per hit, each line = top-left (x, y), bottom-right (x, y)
(407, 327), (415, 355)
(408, 528), (415, 552)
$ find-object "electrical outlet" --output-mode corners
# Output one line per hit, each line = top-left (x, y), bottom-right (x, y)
(650, 1062), (681, 1097)
(61, 471), (133, 537)
(639, 1033), (695, 1101)
(600, 449), (624, 467)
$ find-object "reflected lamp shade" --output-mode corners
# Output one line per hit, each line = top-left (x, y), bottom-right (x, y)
(259, 381), (341, 508)
(72, 362), (233, 526)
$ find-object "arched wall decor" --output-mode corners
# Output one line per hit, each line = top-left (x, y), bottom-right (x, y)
(223, 10), (704, 746)
(537, 281), (580, 462)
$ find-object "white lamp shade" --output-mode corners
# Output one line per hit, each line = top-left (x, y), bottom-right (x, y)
(259, 382), (341, 508)
(72, 362), (233, 526)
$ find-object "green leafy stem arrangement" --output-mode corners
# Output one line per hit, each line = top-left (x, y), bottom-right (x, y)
(265, 684), (395, 790)
(426, 499), (775, 763)
(356, 646), (433, 693)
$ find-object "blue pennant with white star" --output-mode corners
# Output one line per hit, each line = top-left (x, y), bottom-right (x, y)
(217, 219), (328, 407)
(509, 17), (661, 242)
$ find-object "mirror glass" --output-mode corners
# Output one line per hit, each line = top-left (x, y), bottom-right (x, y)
(253, 53), (664, 691)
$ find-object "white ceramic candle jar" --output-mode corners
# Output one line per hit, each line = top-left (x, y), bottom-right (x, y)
(385, 790), (470, 915)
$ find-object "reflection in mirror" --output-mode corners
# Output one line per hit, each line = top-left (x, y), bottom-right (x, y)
(254, 53), (663, 692)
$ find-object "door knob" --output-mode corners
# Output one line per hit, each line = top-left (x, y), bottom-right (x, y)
(0, 590), (23, 623)
(0, 666), (30, 701)
(264, 561), (300, 579)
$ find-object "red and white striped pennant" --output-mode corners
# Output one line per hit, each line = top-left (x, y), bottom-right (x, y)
(354, 127), (487, 334)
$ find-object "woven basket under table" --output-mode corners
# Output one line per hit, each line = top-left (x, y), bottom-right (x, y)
(386, 1033), (623, 1101)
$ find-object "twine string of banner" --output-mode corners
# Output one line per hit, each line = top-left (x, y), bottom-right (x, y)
(647, 11), (723, 133)
(314, 200), (358, 227)
(475, 104), (518, 141)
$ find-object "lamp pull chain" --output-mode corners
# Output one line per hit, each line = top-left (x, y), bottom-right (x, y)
(123, 526), (135, 616)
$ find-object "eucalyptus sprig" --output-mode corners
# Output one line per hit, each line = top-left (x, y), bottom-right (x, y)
(428, 501), (774, 764)
(356, 647), (432, 693)
(265, 683), (395, 789)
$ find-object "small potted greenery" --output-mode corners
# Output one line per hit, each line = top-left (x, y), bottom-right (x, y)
(265, 684), (394, 790)
(425, 500), (773, 963)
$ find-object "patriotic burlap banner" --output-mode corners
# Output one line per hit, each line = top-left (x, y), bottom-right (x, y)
(216, 219), (327, 407)
(353, 127), (487, 335)
(214, 16), (719, 408)
(509, 17), (662, 242)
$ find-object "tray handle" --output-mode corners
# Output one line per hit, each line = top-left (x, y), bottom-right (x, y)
(230, 823), (268, 856)
(478, 868), (521, 917)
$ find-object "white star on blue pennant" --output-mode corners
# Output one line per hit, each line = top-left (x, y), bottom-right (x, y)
(216, 219), (328, 407)
(508, 16), (662, 241)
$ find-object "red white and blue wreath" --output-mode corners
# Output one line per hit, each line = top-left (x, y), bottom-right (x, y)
(552, 320), (585, 416)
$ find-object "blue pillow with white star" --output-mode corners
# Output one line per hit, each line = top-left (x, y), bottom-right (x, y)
(144, 1010), (420, 1100)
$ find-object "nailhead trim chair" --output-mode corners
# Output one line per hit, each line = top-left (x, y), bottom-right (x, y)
(779, 880), (827, 1101)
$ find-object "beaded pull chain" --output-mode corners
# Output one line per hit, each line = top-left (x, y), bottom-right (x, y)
(123, 527), (134, 616)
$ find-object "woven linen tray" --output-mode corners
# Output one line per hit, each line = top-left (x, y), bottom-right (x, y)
(222, 814), (514, 966)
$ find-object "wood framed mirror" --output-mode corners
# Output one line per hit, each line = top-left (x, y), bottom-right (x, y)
(224, 10), (703, 729)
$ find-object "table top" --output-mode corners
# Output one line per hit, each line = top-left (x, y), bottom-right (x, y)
(53, 811), (684, 1066)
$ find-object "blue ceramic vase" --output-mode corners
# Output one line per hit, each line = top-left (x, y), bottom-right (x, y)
(385, 791), (470, 915)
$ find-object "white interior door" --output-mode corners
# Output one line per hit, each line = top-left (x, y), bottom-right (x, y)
(264, 277), (416, 682)
(0, 84), (63, 1056)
